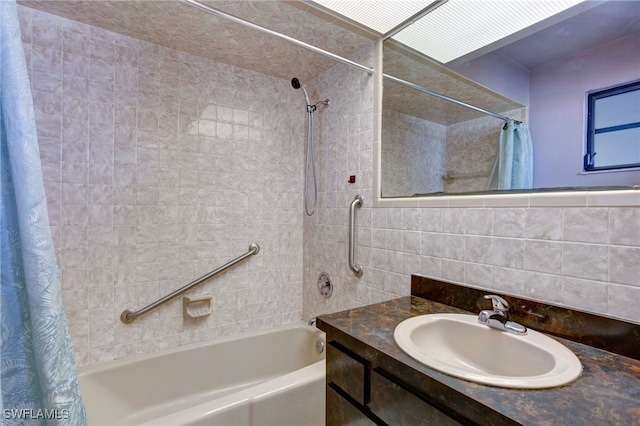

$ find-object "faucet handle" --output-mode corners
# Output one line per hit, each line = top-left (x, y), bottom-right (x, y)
(483, 294), (509, 314)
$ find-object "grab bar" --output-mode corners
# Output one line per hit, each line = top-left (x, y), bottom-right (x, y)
(120, 243), (260, 323)
(442, 170), (490, 183)
(349, 195), (363, 278)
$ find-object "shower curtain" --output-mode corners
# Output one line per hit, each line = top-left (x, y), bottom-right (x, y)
(1, 1), (86, 424)
(497, 120), (533, 190)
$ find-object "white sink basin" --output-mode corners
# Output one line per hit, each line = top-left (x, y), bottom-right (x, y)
(394, 313), (582, 389)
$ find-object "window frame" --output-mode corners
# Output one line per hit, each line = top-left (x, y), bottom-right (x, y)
(584, 80), (640, 172)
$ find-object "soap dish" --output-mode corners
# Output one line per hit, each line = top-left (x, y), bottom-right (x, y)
(183, 294), (212, 319)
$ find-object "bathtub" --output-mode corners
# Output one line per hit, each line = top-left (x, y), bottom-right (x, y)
(78, 322), (326, 425)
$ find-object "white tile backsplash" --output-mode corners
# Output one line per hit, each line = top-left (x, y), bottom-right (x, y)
(563, 242), (609, 281)
(524, 240), (563, 275)
(610, 208), (640, 246)
(563, 208), (609, 244)
(525, 208), (563, 240)
(609, 246), (640, 286)
(562, 277), (608, 314)
(493, 208), (525, 238)
(465, 208), (493, 236)
(491, 237), (523, 269)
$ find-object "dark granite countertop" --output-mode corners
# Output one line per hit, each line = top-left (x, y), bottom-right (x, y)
(318, 293), (640, 425)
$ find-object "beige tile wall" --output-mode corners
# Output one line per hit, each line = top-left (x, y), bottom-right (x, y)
(302, 46), (377, 315)
(381, 109), (446, 196)
(380, 107), (527, 196)
(444, 109), (526, 192)
(20, 5), (306, 366)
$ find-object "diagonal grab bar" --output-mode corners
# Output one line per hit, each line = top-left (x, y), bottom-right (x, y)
(349, 195), (363, 278)
(120, 243), (260, 323)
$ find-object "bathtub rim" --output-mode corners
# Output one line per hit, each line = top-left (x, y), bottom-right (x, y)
(78, 320), (324, 376)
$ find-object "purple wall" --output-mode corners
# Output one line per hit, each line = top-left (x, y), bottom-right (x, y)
(530, 33), (640, 188)
(449, 50), (530, 106)
(451, 33), (640, 189)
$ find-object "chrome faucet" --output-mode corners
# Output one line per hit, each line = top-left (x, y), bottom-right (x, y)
(478, 295), (527, 335)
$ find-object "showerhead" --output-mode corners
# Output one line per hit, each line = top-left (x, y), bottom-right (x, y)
(291, 76), (311, 107)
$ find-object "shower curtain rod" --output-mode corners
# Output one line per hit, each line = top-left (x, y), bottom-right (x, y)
(383, 73), (522, 124)
(180, 0), (517, 123)
(179, 0), (373, 75)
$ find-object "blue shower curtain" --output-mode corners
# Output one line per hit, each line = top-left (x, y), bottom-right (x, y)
(1, 1), (86, 424)
(497, 120), (533, 190)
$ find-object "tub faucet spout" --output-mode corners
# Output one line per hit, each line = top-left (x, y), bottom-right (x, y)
(478, 295), (527, 335)
(308, 317), (317, 326)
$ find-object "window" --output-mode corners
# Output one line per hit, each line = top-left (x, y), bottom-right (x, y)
(584, 80), (640, 171)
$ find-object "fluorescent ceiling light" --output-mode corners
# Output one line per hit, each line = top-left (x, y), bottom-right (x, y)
(311, 0), (588, 65)
(310, 0), (433, 34)
(392, 0), (587, 64)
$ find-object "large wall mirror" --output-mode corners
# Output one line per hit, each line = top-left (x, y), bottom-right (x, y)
(381, 0), (640, 198)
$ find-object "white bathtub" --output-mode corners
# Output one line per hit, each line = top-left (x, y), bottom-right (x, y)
(78, 322), (326, 425)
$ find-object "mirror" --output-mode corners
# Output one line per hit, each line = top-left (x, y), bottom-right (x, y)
(381, 0), (640, 198)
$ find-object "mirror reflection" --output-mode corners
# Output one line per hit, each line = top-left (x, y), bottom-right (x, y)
(381, 0), (640, 198)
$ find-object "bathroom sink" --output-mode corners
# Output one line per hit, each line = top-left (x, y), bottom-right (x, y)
(394, 313), (582, 389)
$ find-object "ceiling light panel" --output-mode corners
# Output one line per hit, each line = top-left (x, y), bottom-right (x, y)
(310, 0), (433, 34)
(392, 0), (586, 64)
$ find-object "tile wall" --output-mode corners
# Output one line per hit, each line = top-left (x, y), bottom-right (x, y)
(381, 108), (528, 196)
(444, 108), (525, 192)
(302, 46), (376, 315)
(19, 5), (306, 366)
(381, 109), (446, 196)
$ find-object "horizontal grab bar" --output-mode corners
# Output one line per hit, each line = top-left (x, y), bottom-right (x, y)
(442, 170), (490, 182)
(120, 243), (260, 324)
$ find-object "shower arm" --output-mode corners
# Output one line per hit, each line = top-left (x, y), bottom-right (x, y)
(307, 100), (329, 114)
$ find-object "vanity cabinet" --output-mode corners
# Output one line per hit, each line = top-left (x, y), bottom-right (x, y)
(326, 339), (466, 426)
(369, 369), (462, 425)
(327, 386), (376, 426)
